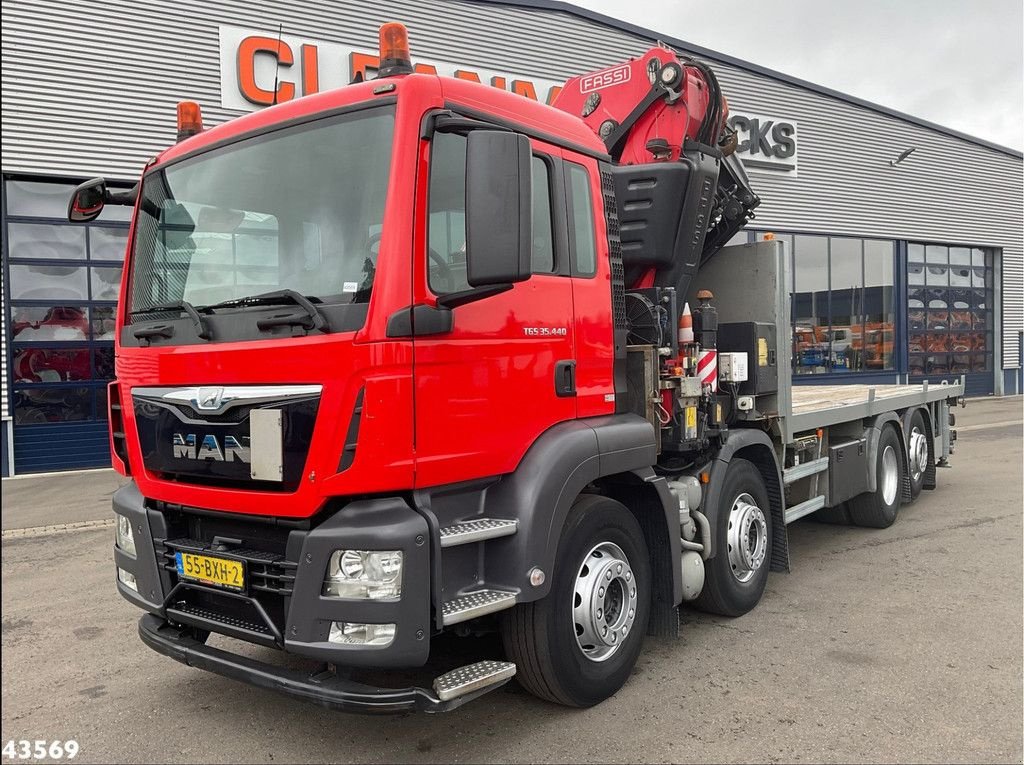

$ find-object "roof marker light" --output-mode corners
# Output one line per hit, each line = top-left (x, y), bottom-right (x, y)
(377, 22), (414, 78)
(176, 101), (204, 142)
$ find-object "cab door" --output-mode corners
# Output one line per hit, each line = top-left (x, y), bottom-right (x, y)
(411, 130), (576, 488)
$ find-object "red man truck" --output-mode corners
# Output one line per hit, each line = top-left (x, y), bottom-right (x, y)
(68, 23), (962, 712)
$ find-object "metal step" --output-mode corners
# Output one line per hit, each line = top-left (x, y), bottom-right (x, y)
(783, 456), (830, 485)
(441, 589), (517, 626)
(433, 660), (517, 702)
(784, 495), (827, 524)
(439, 518), (518, 548)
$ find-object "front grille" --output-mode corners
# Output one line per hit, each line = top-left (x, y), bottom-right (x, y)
(161, 537), (297, 596)
(155, 508), (305, 641)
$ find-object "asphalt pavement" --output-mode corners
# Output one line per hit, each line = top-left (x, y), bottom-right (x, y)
(2, 396), (1022, 764)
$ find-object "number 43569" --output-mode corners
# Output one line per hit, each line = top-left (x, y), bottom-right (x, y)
(2, 741), (79, 760)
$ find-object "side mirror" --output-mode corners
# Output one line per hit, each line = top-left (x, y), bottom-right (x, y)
(465, 130), (532, 287)
(68, 177), (107, 222)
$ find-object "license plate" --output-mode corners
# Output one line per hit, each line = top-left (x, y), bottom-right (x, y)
(175, 552), (245, 591)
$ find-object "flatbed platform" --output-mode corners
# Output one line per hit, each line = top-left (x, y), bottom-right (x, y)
(781, 380), (963, 440)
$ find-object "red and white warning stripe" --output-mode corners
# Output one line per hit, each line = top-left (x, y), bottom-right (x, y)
(697, 349), (718, 392)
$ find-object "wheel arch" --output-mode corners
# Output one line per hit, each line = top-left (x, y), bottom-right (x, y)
(593, 467), (683, 637)
(703, 428), (789, 573)
(482, 414), (677, 611)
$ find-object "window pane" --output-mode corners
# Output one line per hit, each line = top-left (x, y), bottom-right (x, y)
(427, 132), (469, 294)
(908, 263), (925, 286)
(925, 264), (948, 286)
(971, 247), (986, 266)
(950, 265), (971, 287)
(91, 266), (123, 301)
(14, 388), (93, 423)
(89, 226), (129, 261)
(9, 264), (88, 300)
(92, 306), (117, 340)
(925, 244), (948, 264)
(531, 157), (555, 273)
(949, 247), (970, 265)
(13, 348), (91, 383)
(129, 108), (395, 311)
(792, 235), (828, 375)
(908, 242), (924, 263)
(12, 306), (89, 341)
(863, 240), (895, 371)
(828, 238), (862, 373)
(567, 163), (597, 276)
(5, 180), (76, 218)
(94, 347), (115, 380)
(7, 222), (86, 260)
(96, 386), (109, 419)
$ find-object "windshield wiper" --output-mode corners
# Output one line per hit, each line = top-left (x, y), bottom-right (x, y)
(205, 289), (329, 334)
(131, 300), (211, 340)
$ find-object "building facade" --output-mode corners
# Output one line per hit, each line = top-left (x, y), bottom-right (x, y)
(2, 0), (1022, 474)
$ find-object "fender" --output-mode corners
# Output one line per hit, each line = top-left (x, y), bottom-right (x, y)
(701, 427), (789, 572)
(482, 414), (664, 601)
(866, 413), (911, 500)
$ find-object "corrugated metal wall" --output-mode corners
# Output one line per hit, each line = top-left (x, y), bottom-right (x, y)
(2, 0), (1021, 370)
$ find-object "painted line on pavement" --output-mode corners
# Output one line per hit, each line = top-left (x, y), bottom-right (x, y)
(956, 420), (1023, 433)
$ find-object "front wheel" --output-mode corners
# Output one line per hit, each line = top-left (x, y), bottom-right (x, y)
(693, 458), (772, 617)
(500, 494), (651, 707)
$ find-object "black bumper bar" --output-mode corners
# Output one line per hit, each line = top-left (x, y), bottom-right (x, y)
(139, 615), (472, 714)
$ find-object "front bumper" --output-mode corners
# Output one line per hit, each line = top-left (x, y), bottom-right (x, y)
(114, 481), (432, 669)
(137, 615), (495, 713)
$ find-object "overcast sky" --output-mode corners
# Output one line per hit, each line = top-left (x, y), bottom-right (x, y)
(571, 0), (1024, 150)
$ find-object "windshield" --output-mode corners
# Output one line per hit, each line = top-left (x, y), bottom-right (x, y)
(128, 106), (395, 313)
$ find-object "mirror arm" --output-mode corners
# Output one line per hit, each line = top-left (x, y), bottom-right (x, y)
(436, 284), (512, 309)
(106, 184), (139, 206)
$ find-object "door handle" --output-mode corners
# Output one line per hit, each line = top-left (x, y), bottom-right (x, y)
(555, 360), (576, 397)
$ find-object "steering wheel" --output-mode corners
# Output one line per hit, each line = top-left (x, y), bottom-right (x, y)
(428, 247), (456, 293)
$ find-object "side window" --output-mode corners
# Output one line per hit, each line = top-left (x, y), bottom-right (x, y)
(566, 162), (597, 277)
(427, 132), (557, 293)
(428, 132), (470, 295)
(531, 156), (555, 274)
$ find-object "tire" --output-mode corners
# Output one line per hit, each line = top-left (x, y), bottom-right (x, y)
(500, 494), (651, 707)
(906, 410), (929, 500)
(848, 425), (904, 528)
(692, 458), (772, 617)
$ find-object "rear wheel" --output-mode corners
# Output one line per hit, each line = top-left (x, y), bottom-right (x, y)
(848, 425), (904, 528)
(906, 410), (929, 500)
(693, 458), (772, 617)
(500, 494), (650, 707)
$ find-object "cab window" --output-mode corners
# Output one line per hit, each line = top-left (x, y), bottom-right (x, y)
(428, 132), (555, 294)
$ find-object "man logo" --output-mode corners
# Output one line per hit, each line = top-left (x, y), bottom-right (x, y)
(173, 433), (251, 463)
(194, 387), (225, 411)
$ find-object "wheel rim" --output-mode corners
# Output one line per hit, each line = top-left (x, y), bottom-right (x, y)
(573, 541), (638, 662)
(881, 445), (900, 505)
(909, 426), (928, 482)
(726, 492), (768, 583)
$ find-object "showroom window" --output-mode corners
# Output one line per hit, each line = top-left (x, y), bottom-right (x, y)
(907, 242), (992, 378)
(755, 232), (896, 375)
(5, 177), (130, 425)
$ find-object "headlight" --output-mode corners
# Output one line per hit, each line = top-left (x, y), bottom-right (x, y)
(328, 621), (396, 647)
(116, 514), (136, 556)
(323, 550), (403, 599)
